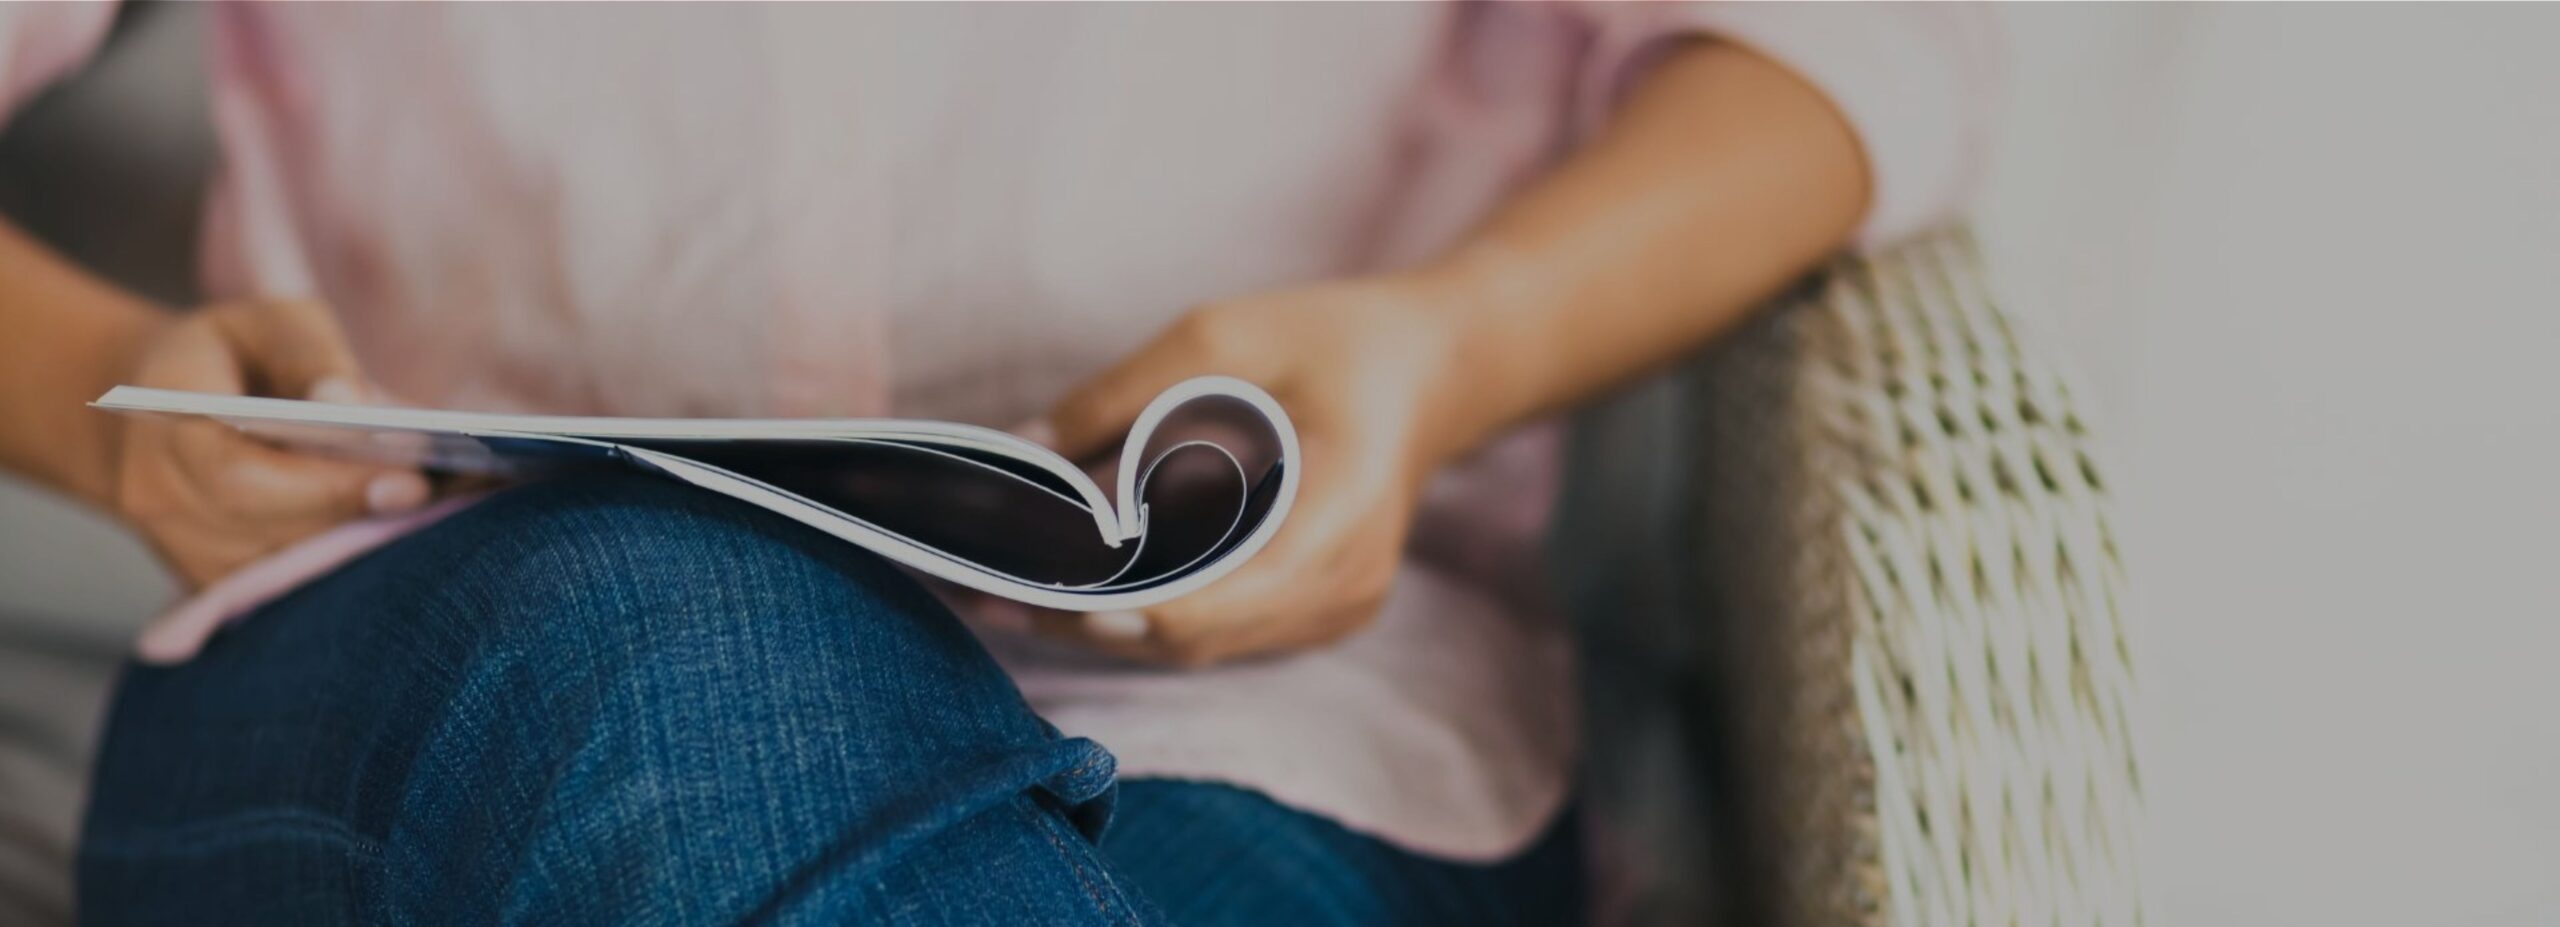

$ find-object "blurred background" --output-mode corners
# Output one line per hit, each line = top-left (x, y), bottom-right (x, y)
(2, 4), (2555, 923)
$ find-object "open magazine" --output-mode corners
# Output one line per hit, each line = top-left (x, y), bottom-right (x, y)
(93, 377), (1299, 612)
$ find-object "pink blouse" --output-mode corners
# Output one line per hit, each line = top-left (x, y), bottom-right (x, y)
(4, 2), (1997, 859)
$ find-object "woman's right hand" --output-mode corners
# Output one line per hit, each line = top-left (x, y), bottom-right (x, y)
(108, 298), (430, 589)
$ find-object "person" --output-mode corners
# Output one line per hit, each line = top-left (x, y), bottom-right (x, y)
(0, 4), (1994, 924)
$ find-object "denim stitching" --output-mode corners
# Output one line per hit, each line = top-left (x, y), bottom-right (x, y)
(1028, 798), (1135, 925)
(84, 807), (382, 860)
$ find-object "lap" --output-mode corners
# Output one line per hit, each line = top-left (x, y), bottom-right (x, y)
(79, 475), (1578, 925)
(1105, 780), (1582, 927)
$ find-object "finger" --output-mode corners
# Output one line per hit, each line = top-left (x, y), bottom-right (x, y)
(1026, 553), (1376, 666)
(1029, 435), (1388, 665)
(1045, 312), (1273, 460)
(170, 419), (429, 522)
(1139, 494), (1403, 661)
(1047, 340), (1217, 460)
(1038, 590), (1308, 667)
(139, 307), (428, 520)
(1029, 608), (1199, 666)
(1124, 579), (1295, 665)
(207, 299), (366, 400)
(130, 314), (250, 396)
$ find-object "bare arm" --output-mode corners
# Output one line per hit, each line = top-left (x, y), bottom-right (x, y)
(1424, 39), (1870, 454)
(0, 218), (168, 507)
(1041, 40), (1876, 664)
(0, 214), (429, 604)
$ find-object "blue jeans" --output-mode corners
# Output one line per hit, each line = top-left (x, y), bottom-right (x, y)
(77, 474), (1581, 925)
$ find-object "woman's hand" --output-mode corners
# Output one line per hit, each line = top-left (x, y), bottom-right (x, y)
(1021, 40), (1873, 667)
(1030, 270), (1498, 666)
(108, 298), (430, 588)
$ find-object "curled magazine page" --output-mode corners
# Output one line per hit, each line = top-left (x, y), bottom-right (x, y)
(93, 376), (1301, 613)
(619, 376), (1300, 612)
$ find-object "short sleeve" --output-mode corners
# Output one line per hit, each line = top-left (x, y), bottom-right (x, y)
(0, 1), (116, 121)
(1568, 2), (2005, 247)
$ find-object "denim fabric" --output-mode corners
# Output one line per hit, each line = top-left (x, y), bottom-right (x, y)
(1103, 781), (1582, 927)
(78, 474), (1578, 925)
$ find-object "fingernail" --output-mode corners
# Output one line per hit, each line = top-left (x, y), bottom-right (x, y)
(1008, 419), (1058, 450)
(133, 619), (207, 665)
(309, 377), (363, 405)
(1082, 610), (1149, 640)
(366, 472), (429, 515)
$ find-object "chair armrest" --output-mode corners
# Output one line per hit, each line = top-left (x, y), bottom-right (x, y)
(1559, 228), (2141, 926)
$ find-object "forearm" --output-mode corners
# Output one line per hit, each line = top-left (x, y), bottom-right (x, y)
(1420, 39), (1870, 452)
(0, 218), (167, 507)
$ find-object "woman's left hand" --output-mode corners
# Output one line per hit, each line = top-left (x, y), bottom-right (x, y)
(1029, 270), (1500, 667)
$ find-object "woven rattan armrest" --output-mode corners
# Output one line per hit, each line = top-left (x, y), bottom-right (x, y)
(1559, 228), (2141, 926)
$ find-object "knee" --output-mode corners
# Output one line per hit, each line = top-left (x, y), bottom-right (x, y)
(460, 472), (913, 604)
(394, 474), (1005, 713)
(334, 481), (1105, 917)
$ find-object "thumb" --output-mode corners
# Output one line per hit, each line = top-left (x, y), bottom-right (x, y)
(172, 419), (429, 522)
(208, 298), (367, 401)
(168, 299), (428, 520)
(1044, 314), (1252, 460)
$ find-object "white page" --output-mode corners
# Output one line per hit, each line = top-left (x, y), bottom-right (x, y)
(93, 376), (1300, 610)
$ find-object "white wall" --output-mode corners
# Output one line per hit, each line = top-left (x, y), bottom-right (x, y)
(1982, 5), (2560, 924)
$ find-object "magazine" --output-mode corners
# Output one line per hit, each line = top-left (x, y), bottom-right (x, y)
(93, 377), (1298, 612)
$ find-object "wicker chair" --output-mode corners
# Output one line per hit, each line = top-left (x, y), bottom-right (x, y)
(1557, 228), (2141, 926)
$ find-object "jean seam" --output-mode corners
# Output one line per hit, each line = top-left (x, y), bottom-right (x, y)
(83, 807), (383, 861)
(1028, 796), (1140, 926)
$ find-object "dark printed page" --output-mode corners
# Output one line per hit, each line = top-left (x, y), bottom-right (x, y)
(622, 390), (1287, 592)
(92, 376), (1299, 607)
